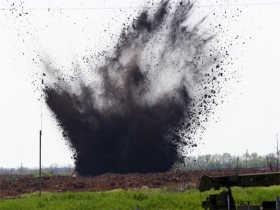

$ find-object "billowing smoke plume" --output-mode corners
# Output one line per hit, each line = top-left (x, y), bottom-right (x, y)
(44, 1), (221, 176)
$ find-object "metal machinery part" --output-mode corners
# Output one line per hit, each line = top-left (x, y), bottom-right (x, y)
(198, 172), (280, 210)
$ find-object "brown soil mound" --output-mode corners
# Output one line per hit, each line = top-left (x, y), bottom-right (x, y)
(0, 167), (271, 198)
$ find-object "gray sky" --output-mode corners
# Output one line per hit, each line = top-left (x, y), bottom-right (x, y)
(0, 0), (280, 168)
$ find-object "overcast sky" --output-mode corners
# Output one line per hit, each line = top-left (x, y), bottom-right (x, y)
(0, 0), (280, 168)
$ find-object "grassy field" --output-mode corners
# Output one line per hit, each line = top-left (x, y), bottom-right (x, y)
(0, 186), (279, 210)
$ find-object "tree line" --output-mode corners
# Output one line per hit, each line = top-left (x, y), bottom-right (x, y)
(181, 152), (279, 171)
(0, 164), (74, 175)
(1, 152), (279, 175)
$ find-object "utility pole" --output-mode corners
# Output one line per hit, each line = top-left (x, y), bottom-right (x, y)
(39, 77), (43, 197)
(21, 163), (23, 175)
(276, 134), (279, 172)
(39, 130), (42, 197)
(236, 155), (239, 170)
(245, 149), (248, 168)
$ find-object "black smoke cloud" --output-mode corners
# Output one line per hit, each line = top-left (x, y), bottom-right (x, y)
(44, 1), (221, 176)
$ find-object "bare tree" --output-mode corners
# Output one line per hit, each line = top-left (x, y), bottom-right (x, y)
(266, 156), (274, 172)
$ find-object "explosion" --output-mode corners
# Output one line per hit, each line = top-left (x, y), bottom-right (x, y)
(44, 1), (221, 176)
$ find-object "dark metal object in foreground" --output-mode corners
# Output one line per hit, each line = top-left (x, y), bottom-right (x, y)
(199, 172), (280, 210)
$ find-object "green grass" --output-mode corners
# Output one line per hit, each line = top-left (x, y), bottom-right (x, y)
(0, 186), (279, 210)
(0, 189), (204, 210)
(31, 172), (53, 178)
(232, 186), (280, 205)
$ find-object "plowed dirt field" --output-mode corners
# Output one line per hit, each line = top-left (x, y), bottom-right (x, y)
(0, 168), (271, 198)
